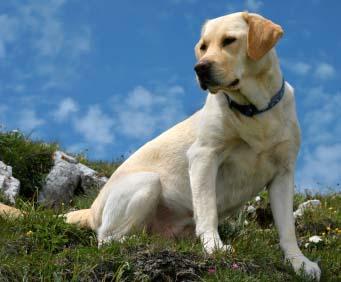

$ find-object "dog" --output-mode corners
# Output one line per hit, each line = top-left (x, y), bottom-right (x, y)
(1, 12), (321, 280)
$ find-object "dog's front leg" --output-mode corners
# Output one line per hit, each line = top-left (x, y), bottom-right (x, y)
(187, 144), (229, 254)
(269, 171), (321, 280)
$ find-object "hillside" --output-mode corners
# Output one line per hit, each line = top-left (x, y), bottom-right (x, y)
(0, 131), (340, 281)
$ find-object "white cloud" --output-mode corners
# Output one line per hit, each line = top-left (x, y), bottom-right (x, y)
(16, 0), (67, 58)
(0, 14), (19, 58)
(288, 61), (311, 76)
(66, 142), (88, 155)
(0, 0), (92, 91)
(67, 84), (186, 158)
(282, 60), (336, 80)
(68, 28), (92, 56)
(17, 109), (45, 132)
(112, 85), (186, 140)
(281, 59), (311, 76)
(314, 62), (335, 80)
(296, 86), (341, 190)
(53, 97), (78, 122)
(302, 88), (341, 145)
(297, 144), (341, 190)
(35, 18), (64, 57)
(244, 0), (263, 12)
(74, 105), (115, 145)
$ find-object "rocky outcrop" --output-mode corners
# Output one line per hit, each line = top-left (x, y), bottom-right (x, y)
(0, 161), (20, 203)
(38, 151), (108, 207)
(78, 163), (108, 194)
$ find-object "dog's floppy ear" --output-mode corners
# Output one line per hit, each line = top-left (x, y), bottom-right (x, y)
(243, 12), (283, 61)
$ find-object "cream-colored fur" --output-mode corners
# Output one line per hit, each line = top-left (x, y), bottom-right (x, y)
(0, 12), (320, 280)
(0, 203), (22, 218)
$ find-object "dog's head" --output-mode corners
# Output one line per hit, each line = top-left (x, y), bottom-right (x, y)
(194, 12), (283, 94)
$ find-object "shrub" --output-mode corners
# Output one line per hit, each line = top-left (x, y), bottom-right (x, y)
(0, 131), (58, 199)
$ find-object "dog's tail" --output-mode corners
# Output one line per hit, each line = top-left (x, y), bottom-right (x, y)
(0, 203), (23, 218)
(65, 209), (95, 230)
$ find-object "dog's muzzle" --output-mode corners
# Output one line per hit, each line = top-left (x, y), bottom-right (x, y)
(194, 60), (214, 90)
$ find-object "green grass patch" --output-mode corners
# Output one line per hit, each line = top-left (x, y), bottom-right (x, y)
(0, 193), (340, 281)
(0, 131), (58, 199)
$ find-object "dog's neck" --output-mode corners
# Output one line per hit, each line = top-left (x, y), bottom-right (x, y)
(223, 53), (283, 111)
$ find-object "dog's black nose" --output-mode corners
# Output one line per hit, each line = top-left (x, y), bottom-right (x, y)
(194, 60), (212, 79)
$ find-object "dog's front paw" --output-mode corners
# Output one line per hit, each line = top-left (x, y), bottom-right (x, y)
(200, 232), (234, 254)
(286, 255), (321, 281)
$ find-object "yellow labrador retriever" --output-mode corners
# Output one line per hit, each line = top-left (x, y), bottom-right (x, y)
(1, 12), (320, 280)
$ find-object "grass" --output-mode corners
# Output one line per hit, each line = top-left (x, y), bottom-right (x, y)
(0, 130), (340, 281)
(0, 131), (58, 200)
(1, 192), (340, 281)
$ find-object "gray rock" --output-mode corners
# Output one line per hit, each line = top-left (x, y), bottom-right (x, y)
(0, 161), (20, 203)
(77, 163), (108, 193)
(293, 199), (321, 218)
(38, 151), (80, 207)
(54, 150), (78, 164)
(38, 151), (108, 207)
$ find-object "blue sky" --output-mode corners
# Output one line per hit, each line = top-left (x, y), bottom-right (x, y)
(0, 0), (340, 192)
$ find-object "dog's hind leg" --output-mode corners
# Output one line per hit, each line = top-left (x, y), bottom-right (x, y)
(97, 172), (162, 246)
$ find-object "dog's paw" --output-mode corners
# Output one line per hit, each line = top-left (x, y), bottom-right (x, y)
(201, 232), (234, 254)
(286, 255), (321, 281)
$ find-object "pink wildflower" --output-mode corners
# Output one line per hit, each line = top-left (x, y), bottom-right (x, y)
(208, 267), (216, 274)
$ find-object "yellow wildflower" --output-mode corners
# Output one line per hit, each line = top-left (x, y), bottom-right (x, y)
(26, 230), (33, 236)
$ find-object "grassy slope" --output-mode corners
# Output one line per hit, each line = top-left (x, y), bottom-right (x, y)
(0, 132), (340, 281)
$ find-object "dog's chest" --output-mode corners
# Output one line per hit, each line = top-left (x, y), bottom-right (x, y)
(215, 144), (277, 216)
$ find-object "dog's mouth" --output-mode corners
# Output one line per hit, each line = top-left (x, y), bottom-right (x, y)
(227, 78), (240, 89)
(202, 78), (240, 93)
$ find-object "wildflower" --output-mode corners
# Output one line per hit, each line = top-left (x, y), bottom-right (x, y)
(26, 230), (33, 236)
(231, 263), (239, 270)
(305, 243), (310, 248)
(247, 205), (256, 213)
(208, 267), (216, 274)
(326, 226), (331, 231)
(328, 207), (333, 210)
(244, 220), (249, 226)
(321, 232), (325, 236)
(308, 235), (322, 243)
(255, 196), (261, 202)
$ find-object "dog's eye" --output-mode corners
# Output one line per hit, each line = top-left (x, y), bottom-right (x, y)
(200, 43), (207, 51)
(222, 37), (236, 47)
